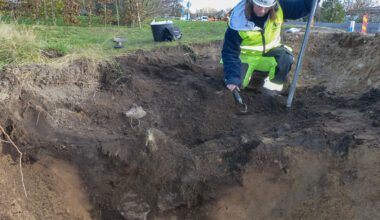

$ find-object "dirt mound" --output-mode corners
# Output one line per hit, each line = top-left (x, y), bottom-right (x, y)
(0, 30), (379, 219)
(284, 31), (380, 94)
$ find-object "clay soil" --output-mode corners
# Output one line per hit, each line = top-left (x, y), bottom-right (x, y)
(0, 29), (379, 220)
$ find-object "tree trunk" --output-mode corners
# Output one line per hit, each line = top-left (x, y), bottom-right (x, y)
(87, 0), (92, 26)
(43, 0), (48, 25)
(12, 9), (17, 24)
(137, 2), (141, 29)
(35, 3), (41, 25)
(89, 8), (93, 25)
(115, 0), (120, 26)
(104, 3), (107, 27)
(51, 0), (56, 25)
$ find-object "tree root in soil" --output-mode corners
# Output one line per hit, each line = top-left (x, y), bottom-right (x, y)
(0, 124), (28, 198)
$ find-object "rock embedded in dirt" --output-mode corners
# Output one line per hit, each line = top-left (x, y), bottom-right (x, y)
(157, 192), (182, 212)
(0, 92), (9, 101)
(145, 128), (157, 151)
(125, 104), (147, 119)
(117, 192), (150, 220)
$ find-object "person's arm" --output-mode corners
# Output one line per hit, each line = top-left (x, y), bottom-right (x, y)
(222, 27), (243, 88)
(279, 0), (315, 20)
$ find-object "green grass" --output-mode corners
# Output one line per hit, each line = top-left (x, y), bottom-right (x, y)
(0, 14), (109, 27)
(0, 19), (229, 66)
(0, 24), (47, 65)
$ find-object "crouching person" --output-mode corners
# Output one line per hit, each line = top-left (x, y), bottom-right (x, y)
(222, 0), (315, 94)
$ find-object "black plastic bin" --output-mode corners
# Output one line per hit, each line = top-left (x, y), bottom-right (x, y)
(150, 21), (174, 42)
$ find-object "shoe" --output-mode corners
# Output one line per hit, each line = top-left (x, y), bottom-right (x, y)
(263, 77), (283, 91)
(262, 77), (283, 97)
(262, 87), (281, 96)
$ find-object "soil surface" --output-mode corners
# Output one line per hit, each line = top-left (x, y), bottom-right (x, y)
(0, 29), (379, 220)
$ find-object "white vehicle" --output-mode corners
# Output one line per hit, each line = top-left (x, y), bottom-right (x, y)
(200, 16), (208, 21)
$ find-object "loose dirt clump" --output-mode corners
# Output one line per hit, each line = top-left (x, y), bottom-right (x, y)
(42, 49), (65, 59)
(0, 30), (379, 220)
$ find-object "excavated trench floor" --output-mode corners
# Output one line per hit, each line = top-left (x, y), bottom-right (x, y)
(0, 29), (380, 220)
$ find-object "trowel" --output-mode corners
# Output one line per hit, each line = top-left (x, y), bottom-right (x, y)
(233, 89), (248, 113)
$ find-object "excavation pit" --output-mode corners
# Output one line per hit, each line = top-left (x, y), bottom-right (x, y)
(0, 29), (379, 219)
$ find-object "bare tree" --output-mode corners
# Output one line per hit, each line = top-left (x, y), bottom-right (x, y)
(29, 0), (42, 24)
(119, 0), (182, 26)
(63, 0), (80, 25)
(115, 0), (120, 26)
(122, 0), (144, 27)
(84, 0), (95, 25)
(51, 0), (56, 25)
(140, 0), (163, 18)
(139, 0), (183, 18)
(98, 0), (113, 26)
(197, 7), (218, 17)
(343, 0), (377, 11)
(162, 0), (183, 17)
(43, 0), (48, 24)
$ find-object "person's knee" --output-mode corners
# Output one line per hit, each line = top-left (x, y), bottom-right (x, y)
(281, 49), (294, 67)
(271, 48), (294, 84)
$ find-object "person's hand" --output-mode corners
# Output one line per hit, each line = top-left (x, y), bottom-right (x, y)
(227, 84), (240, 92)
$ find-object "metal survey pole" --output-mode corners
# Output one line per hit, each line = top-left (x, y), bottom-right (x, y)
(286, 0), (319, 108)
